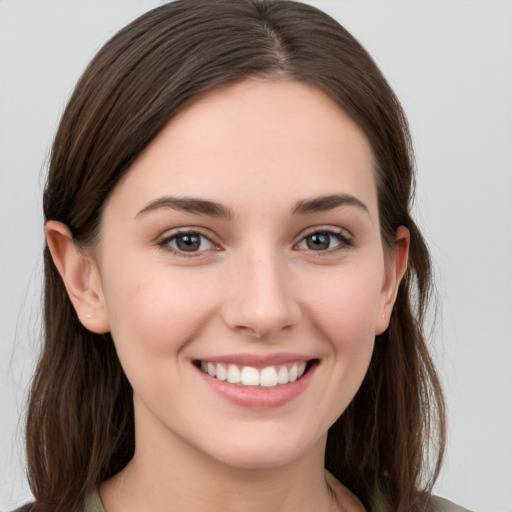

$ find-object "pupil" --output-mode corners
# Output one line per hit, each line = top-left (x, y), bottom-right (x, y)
(307, 233), (330, 250)
(177, 234), (200, 251)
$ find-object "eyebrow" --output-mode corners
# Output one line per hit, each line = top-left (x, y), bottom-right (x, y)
(136, 193), (369, 220)
(292, 194), (369, 215)
(136, 196), (233, 219)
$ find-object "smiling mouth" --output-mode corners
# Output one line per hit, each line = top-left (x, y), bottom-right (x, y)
(195, 360), (318, 388)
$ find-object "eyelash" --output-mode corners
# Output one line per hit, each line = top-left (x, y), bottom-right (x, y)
(295, 229), (353, 255)
(157, 228), (353, 258)
(157, 230), (217, 258)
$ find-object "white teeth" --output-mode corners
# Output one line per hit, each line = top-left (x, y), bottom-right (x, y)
(227, 364), (241, 383)
(240, 366), (260, 386)
(216, 363), (227, 381)
(200, 360), (310, 387)
(260, 366), (278, 387)
(277, 366), (289, 384)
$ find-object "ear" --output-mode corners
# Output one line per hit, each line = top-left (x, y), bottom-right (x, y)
(45, 220), (110, 334)
(375, 225), (410, 335)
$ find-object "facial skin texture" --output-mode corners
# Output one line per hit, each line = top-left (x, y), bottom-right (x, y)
(46, 80), (408, 512)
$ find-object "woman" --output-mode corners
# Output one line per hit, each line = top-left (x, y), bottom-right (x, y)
(17, 1), (470, 511)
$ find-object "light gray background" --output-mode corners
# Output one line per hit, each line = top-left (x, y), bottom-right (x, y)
(1, 1), (511, 511)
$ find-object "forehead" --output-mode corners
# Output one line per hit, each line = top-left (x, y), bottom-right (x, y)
(106, 79), (377, 219)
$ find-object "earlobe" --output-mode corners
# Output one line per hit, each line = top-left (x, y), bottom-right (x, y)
(45, 220), (110, 334)
(375, 225), (410, 335)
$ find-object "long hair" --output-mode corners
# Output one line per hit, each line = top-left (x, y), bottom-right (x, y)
(22, 1), (445, 511)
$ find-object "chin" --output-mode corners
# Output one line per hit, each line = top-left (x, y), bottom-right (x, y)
(212, 447), (307, 470)
(198, 424), (326, 470)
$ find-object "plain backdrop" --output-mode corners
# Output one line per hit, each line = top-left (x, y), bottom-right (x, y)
(1, 1), (511, 511)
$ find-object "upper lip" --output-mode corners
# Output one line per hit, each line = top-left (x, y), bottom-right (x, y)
(194, 352), (315, 368)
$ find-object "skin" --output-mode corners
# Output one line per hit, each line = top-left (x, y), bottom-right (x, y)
(46, 79), (409, 512)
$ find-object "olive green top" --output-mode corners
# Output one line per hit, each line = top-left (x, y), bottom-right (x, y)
(84, 490), (106, 512)
(85, 488), (473, 512)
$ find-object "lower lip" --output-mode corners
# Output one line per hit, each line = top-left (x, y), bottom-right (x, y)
(196, 364), (317, 409)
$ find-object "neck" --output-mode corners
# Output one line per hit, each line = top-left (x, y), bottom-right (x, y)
(99, 395), (358, 512)
(101, 424), (335, 512)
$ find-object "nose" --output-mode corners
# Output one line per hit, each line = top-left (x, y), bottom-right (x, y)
(222, 252), (301, 340)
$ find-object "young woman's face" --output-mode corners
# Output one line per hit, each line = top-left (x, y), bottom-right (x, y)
(92, 80), (401, 470)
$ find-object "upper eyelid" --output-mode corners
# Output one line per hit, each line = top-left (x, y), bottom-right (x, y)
(293, 227), (354, 254)
(157, 230), (219, 259)
(295, 225), (353, 241)
(157, 227), (217, 243)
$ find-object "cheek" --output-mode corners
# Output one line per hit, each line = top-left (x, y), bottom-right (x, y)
(305, 267), (383, 418)
(304, 263), (384, 350)
(100, 264), (223, 413)
(101, 261), (220, 359)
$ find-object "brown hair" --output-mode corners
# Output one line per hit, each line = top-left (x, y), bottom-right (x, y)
(22, 1), (445, 511)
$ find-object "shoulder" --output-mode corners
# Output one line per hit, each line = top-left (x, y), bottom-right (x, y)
(431, 495), (474, 512)
(11, 490), (108, 512)
(369, 488), (474, 512)
(84, 489), (106, 512)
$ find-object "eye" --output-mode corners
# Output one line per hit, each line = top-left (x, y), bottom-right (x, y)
(160, 231), (214, 254)
(296, 230), (351, 252)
